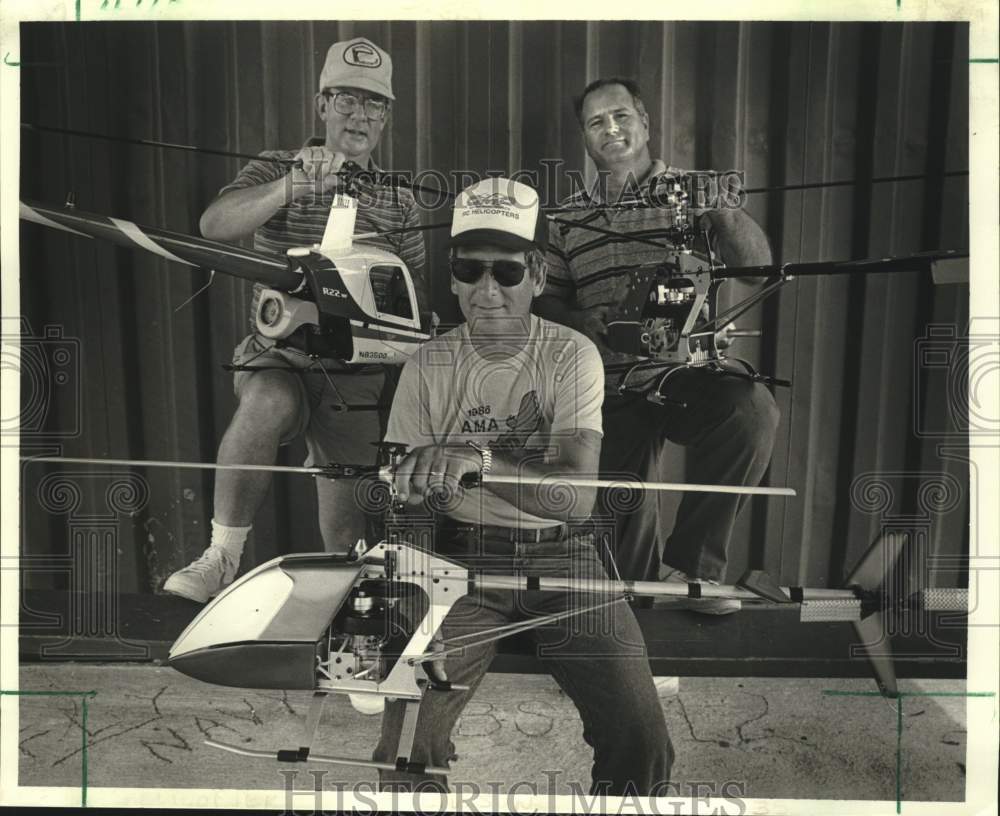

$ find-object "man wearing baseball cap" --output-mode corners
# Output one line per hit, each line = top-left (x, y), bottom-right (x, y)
(164, 38), (427, 614)
(372, 178), (673, 794)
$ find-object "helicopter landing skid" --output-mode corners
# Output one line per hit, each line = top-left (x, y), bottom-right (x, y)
(205, 690), (449, 774)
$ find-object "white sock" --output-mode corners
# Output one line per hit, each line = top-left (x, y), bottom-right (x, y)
(211, 519), (251, 560)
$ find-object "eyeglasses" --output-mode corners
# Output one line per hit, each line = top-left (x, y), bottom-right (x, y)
(449, 258), (528, 287)
(322, 90), (390, 121)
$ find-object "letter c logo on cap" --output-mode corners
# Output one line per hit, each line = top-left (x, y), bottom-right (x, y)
(345, 43), (381, 68)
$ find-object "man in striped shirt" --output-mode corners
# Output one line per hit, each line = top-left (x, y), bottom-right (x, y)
(164, 37), (427, 606)
(534, 77), (780, 616)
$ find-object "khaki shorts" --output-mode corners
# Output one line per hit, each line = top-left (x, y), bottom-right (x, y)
(231, 334), (387, 467)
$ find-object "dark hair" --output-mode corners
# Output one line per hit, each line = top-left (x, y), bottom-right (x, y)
(526, 248), (546, 279)
(573, 77), (647, 127)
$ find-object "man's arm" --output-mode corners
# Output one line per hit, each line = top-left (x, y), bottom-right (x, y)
(200, 178), (293, 242)
(490, 429), (602, 519)
(200, 146), (347, 242)
(393, 430), (602, 522)
(700, 208), (772, 268)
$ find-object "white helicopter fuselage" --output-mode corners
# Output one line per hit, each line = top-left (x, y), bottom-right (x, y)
(256, 242), (430, 364)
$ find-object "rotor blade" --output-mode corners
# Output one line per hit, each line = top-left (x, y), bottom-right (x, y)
(22, 122), (295, 167)
(714, 250), (969, 280)
(743, 169), (969, 195)
(479, 473), (795, 497)
(20, 455), (325, 476)
(342, 169), (458, 203)
(25, 455), (793, 496)
(546, 214), (671, 249)
(545, 169), (970, 213)
(354, 220), (451, 241)
(20, 199), (302, 291)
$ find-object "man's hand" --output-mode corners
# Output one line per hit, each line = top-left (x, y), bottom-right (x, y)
(714, 321), (736, 350)
(393, 444), (481, 503)
(572, 304), (613, 351)
(290, 146), (346, 200)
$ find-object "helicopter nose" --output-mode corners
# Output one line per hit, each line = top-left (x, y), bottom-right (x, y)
(168, 554), (366, 689)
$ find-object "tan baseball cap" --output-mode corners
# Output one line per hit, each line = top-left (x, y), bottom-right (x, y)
(319, 37), (394, 101)
(449, 178), (548, 252)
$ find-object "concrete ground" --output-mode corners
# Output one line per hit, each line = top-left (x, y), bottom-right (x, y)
(13, 664), (970, 804)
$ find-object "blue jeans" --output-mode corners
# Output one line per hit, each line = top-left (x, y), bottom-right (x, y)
(372, 527), (673, 794)
(599, 367), (780, 582)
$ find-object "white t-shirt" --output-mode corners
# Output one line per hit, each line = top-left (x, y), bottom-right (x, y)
(386, 314), (604, 528)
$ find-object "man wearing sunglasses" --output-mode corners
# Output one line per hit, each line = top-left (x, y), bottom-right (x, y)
(534, 77), (780, 620)
(164, 37), (427, 607)
(372, 178), (673, 794)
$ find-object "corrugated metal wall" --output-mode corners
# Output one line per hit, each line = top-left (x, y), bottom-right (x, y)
(18, 21), (969, 597)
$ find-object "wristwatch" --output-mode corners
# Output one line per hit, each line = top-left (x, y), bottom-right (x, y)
(465, 440), (493, 476)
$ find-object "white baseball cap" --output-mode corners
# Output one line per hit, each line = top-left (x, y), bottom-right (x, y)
(319, 37), (394, 101)
(449, 178), (548, 252)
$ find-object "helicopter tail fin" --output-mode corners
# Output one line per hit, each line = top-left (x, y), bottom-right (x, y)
(852, 610), (900, 698)
(843, 532), (909, 698)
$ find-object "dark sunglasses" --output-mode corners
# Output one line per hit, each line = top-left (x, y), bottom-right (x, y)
(449, 258), (528, 287)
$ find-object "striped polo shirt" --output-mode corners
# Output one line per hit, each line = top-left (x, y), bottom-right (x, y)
(543, 161), (718, 384)
(219, 139), (427, 330)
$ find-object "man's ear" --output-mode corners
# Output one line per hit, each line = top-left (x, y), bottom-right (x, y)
(314, 92), (327, 121)
(450, 275), (458, 296)
(531, 261), (548, 296)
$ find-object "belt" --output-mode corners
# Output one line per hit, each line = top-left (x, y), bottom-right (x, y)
(439, 520), (568, 551)
(476, 523), (567, 543)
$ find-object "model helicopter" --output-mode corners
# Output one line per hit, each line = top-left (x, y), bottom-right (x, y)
(155, 443), (967, 772)
(20, 168), (432, 368)
(20, 441), (966, 773)
(541, 172), (969, 401)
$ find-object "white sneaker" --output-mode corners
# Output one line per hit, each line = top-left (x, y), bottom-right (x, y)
(349, 693), (386, 715)
(163, 546), (239, 603)
(662, 568), (742, 615)
(654, 676), (680, 697)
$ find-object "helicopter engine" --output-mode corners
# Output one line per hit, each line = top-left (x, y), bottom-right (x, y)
(604, 252), (721, 365)
(318, 580), (413, 687)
